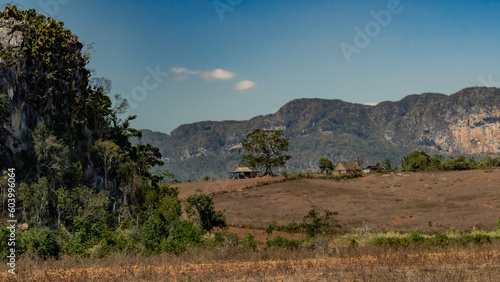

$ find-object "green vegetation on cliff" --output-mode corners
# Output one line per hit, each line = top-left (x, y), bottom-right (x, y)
(0, 5), (226, 260)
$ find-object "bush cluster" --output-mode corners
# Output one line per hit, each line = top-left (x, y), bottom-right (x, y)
(401, 151), (499, 172)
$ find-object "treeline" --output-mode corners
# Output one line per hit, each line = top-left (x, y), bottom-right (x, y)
(401, 151), (500, 172)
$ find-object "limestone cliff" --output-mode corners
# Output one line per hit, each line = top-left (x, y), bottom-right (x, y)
(138, 87), (500, 180)
(0, 7), (109, 174)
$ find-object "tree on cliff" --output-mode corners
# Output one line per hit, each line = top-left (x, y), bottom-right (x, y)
(239, 129), (291, 176)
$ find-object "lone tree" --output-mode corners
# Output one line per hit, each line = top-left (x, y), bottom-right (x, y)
(239, 129), (291, 176)
(318, 158), (334, 174)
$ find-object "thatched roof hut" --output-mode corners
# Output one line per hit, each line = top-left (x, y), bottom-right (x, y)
(230, 167), (260, 178)
(333, 162), (362, 174)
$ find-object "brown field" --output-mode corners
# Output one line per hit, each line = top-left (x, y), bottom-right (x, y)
(3, 169), (500, 281)
(206, 169), (500, 232)
(176, 175), (285, 199)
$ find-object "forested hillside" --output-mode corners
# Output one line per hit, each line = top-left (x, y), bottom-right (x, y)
(0, 5), (220, 259)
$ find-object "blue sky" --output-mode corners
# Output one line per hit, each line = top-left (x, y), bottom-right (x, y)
(9, 0), (500, 133)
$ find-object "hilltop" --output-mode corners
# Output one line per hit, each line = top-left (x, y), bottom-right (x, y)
(174, 169), (500, 232)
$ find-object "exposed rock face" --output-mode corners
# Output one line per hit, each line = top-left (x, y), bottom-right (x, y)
(0, 14), (105, 173)
(137, 87), (500, 180)
(0, 18), (29, 154)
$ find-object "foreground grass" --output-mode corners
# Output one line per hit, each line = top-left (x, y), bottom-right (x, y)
(2, 230), (500, 281)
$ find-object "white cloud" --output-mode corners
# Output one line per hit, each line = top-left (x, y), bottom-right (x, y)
(201, 68), (236, 80)
(364, 102), (377, 106)
(171, 67), (237, 81)
(235, 80), (256, 90)
(170, 67), (201, 75)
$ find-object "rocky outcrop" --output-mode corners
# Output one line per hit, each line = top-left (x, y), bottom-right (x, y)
(137, 87), (500, 180)
(0, 11), (106, 174)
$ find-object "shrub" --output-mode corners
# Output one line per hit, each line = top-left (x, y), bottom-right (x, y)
(141, 210), (204, 254)
(441, 156), (476, 171)
(266, 236), (301, 250)
(284, 222), (301, 233)
(301, 209), (341, 238)
(373, 236), (409, 247)
(410, 231), (425, 244)
(265, 221), (277, 237)
(242, 233), (256, 251)
(460, 233), (491, 245)
(402, 151), (431, 171)
(140, 211), (169, 253)
(185, 193), (226, 232)
(21, 227), (60, 259)
(434, 233), (449, 246)
(0, 227), (19, 260)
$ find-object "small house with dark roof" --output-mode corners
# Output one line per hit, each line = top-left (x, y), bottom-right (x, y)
(333, 161), (362, 174)
(230, 167), (260, 179)
(363, 165), (384, 174)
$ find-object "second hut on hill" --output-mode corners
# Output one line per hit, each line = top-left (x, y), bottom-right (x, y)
(230, 167), (260, 179)
(333, 161), (361, 174)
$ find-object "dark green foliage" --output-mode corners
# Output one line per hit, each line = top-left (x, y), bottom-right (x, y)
(382, 158), (391, 170)
(242, 233), (257, 251)
(21, 227), (60, 259)
(141, 212), (203, 255)
(0, 93), (9, 123)
(239, 129), (291, 175)
(18, 177), (51, 226)
(373, 236), (410, 247)
(403, 151), (482, 172)
(280, 209), (342, 238)
(265, 221), (277, 236)
(440, 156), (477, 171)
(139, 211), (165, 253)
(481, 155), (500, 167)
(301, 209), (341, 238)
(0, 227), (16, 259)
(283, 222), (301, 233)
(460, 233), (491, 245)
(185, 193), (226, 232)
(402, 151), (431, 171)
(434, 233), (449, 246)
(265, 236), (301, 250)
(430, 155), (444, 169)
(410, 231), (425, 244)
(318, 157), (334, 174)
(142, 184), (183, 238)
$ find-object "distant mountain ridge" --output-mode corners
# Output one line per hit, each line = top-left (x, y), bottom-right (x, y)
(136, 87), (500, 180)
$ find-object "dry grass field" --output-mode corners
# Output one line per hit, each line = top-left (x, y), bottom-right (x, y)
(2, 169), (500, 281)
(208, 169), (500, 232)
(2, 245), (500, 281)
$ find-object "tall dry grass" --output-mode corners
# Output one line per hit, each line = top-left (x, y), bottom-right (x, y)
(1, 237), (499, 281)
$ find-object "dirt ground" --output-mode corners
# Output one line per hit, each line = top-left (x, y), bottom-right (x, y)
(194, 169), (500, 232)
(176, 175), (285, 199)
